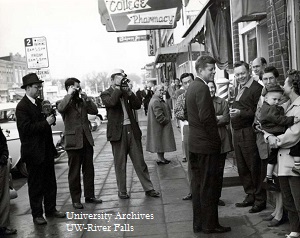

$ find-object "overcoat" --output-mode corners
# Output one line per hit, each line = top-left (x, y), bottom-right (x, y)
(146, 94), (176, 153)
(57, 94), (98, 150)
(16, 96), (56, 164)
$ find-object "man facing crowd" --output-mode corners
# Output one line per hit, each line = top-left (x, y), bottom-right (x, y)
(100, 69), (160, 199)
(186, 56), (231, 234)
(57, 78), (102, 209)
(16, 73), (65, 225)
(230, 61), (265, 213)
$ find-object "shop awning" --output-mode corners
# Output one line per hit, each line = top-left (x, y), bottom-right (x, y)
(231, 0), (267, 23)
(154, 44), (188, 63)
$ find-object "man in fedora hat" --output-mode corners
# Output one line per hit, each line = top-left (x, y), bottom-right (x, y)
(100, 69), (160, 199)
(16, 73), (65, 225)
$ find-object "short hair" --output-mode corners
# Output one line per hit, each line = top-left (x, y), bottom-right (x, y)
(189, 73), (195, 80)
(263, 66), (279, 78)
(233, 61), (250, 71)
(180, 73), (190, 81)
(65, 77), (80, 91)
(287, 70), (300, 95)
(195, 55), (216, 72)
(207, 81), (217, 90)
(259, 57), (267, 65)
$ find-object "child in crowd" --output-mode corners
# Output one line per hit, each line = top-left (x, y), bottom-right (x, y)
(259, 83), (300, 190)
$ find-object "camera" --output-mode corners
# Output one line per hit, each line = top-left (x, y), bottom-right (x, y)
(120, 77), (130, 88)
(42, 100), (56, 126)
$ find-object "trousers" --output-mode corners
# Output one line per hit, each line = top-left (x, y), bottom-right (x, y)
(190, 152), (220, 230)
(67, 135), (95, 202)
(26, 160), (57, 218)
(0, 161), (10, 227)
(110, 125), (153, 193)
(233, 126), (266, 206)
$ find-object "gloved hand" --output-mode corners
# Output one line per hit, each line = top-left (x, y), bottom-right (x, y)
(0, 155), (8, 166)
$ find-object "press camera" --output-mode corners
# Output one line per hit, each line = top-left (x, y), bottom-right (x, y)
(42, 100), (56, 126)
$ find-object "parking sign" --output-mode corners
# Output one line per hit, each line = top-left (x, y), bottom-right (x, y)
(24, 36), (49, 69)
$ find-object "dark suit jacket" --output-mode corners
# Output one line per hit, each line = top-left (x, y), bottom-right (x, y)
(57, 94), (98, 150)
(186, 77), (221, 154)
(16, 96), (56, 165)
(231, 79), (262, 130)
(100, 86), (142, 142)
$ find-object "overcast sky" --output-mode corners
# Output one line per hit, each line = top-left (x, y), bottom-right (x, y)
(0, 0), (154, 79)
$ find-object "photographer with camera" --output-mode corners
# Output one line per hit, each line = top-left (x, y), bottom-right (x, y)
(16, 73), (65, 225)
(101, 69), (160, 199)
(57, 77), (102, 209)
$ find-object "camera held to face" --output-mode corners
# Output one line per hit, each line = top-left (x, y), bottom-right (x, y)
(120, 77), (130, 88)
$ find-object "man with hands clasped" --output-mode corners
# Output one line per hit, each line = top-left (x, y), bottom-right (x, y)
(230, 61), (266, 213)
(58, 78), (102, 210)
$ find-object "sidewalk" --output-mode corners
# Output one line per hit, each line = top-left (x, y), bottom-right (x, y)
(9, 109), (290, 238)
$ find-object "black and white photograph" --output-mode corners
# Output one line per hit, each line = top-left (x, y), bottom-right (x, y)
(1, 0), (300, 237)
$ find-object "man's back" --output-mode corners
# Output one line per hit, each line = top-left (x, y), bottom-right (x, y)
(186, 78), (221, 154)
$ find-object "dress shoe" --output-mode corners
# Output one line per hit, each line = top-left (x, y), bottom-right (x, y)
(262, 214), (274, 221)
(202, 225), (231, 234)
(33, 216), (47, 225)
(85, 197), (103, 203)
(249, 204), (266, 213)
(193, 226), (202, 233)
(218, 199), (225, 206)
(73, 202), (84, 209)
(182, 193), (192, 200)
(292, 166), (300, 175)
(118, 192), (130, 199)
(0, 227), (17, 235)
(235, 201), (254, 207)
(182, 158), (187, 162)
(145, 189), (160, 197)
(46, 210), (66, 218)
(156, 160), (170, 165)
(268, 218), (281, 227)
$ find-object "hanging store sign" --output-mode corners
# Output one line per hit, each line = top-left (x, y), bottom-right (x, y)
(98, 0), (182, 32)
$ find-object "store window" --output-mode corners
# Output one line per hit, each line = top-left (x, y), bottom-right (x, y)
(243, 29), (257, 63)
(239, 21), (268, 64)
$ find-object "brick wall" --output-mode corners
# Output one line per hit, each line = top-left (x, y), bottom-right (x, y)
(267, 0), (289, 84)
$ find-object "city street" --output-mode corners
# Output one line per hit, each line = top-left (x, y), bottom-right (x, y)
(10, 109), (290, 238)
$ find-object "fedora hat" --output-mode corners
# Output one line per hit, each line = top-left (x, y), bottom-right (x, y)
(21, 73), (44, 89)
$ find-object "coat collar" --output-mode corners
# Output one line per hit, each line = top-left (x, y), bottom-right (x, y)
(286, 96), (300, 113)
(213, 96), (223, 104)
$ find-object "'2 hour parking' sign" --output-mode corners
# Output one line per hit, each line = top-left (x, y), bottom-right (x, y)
(24, 36), (49, 69)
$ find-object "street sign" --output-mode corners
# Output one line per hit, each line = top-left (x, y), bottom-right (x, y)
(24, 36), (49, 69)
(117, 35), (149, 43)
(36, 68), (50, 80)
(98, 0), (182, 32)
(147, 30), (156, 56)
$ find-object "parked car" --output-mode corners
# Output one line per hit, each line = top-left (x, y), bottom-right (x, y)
(0, 102), (65, 177)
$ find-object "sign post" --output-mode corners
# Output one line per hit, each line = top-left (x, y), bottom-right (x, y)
(24, 36), (49, 69)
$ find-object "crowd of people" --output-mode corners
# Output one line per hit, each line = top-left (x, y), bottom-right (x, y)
(1, 55), (300, 237)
